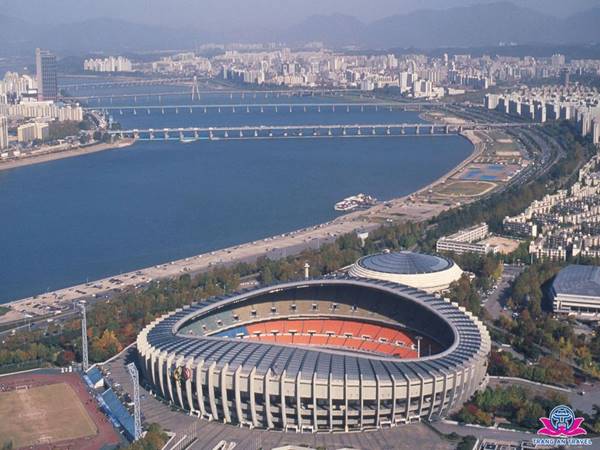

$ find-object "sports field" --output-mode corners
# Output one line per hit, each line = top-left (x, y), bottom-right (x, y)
(433, 180), (496, 197)
(0, 382), (97, 448)
(455, 163), (521, 182)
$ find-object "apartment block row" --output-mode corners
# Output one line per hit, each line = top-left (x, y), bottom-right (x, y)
(504, 154), (600, 260)
(0, 101), (83, 122)
(485, 86), (600, 145)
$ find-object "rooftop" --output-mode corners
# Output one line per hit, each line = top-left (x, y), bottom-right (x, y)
(553, 264), (600, 297)
(357, 251), (453, 275)
(140, 278), (489, 382)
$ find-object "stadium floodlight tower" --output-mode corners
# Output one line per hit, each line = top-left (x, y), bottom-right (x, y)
(79, 303), (89, 372)
(126, 362), (142, 441)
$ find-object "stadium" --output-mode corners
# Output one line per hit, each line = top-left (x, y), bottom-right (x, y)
(348, 251), (464, 293)
(136, 277), (490, 432)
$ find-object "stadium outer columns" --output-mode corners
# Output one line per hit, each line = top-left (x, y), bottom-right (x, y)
(137, 278), (490, 433)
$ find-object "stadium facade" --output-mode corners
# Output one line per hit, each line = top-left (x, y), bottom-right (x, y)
(348, 251), (463, 293)
(136, 278), (490, 432)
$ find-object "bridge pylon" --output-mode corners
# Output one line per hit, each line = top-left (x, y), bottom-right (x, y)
(191, 76), (201, 101)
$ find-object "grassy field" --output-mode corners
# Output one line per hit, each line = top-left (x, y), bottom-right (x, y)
(0, 383), (97, 448)
(433, 180), (497, 197)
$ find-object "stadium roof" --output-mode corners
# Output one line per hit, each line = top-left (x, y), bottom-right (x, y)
(86, 367), (103, 385)
(357, 251), (453, 275)
(140, 278), (489, 383)
(101, 388), (136, 440)
(553, 264), (600, 297)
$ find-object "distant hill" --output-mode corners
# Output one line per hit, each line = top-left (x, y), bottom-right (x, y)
(288, 2), (600, 48)
(0, 15), (204, 56)
(364, 2), (560, 48)
(563, 7), (600, 44)
(44, 18), (203, 53)
(286, 14), (367, 47)
(0, 14), (35, 53)
(1, 2), (600, 56)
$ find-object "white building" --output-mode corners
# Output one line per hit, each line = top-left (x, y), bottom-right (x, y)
(413, 79), (433, 98)
(552, 265), (600, 318)
(436, 223), (498, 255)
(57, 104), (84, 122)
(0, 101), (83, 122)
(484, 94), (500, 110)
(348, 251), (464, 293)
(84, 56), (133, 72)
(0, 72), (37, 97)
(17, 122), (49, 142)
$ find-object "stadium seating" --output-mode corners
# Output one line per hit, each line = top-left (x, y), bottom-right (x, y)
(100, 388), (136, 440)
(216, 317), (420, 358)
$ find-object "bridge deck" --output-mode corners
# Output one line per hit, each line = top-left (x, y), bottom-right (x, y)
(107, 122), (538, 141)
(92, 102), (428, 111)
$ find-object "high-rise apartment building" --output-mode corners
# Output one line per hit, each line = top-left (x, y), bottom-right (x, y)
(36, 48), (58, 101)
(17, 122), (49, 143)
(0, 116), (8, 150)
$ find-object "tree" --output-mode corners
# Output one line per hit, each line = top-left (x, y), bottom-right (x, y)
(90, 330), (122, 362)
(57, 350), (76, 366)
(456, 435), (477, 450)
(259, 266), (273, 285)
(448, 275), (481, 315)
(49, 121), (81, 140)
(128, 423), (167, 450)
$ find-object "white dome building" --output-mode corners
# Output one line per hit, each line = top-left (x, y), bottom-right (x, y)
(349, 251), (463, 293)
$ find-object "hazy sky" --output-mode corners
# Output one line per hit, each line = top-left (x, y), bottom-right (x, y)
(1, 0), (599, 31)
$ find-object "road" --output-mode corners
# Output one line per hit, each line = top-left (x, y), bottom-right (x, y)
(432, 420), (600, 449)
(482, 264), (524, 320)
(432, 420), (535, 442)
(569, 381), (600, 414)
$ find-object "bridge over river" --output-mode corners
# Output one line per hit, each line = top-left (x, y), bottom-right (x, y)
(108, 122), (539, 142)
(92, 102), (433, 115)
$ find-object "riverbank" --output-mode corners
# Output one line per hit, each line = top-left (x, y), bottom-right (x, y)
(0, 139), (134, 172)
(1, 130), (481, 321)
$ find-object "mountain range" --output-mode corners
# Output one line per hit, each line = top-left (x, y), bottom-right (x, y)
(1, 2), (599, 56)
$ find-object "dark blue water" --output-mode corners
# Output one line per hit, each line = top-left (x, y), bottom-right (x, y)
(0, 85), (472, 302)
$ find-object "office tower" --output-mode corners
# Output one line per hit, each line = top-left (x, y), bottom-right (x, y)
(36, 48), (58, 101)
(0, 116), (8, 150)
